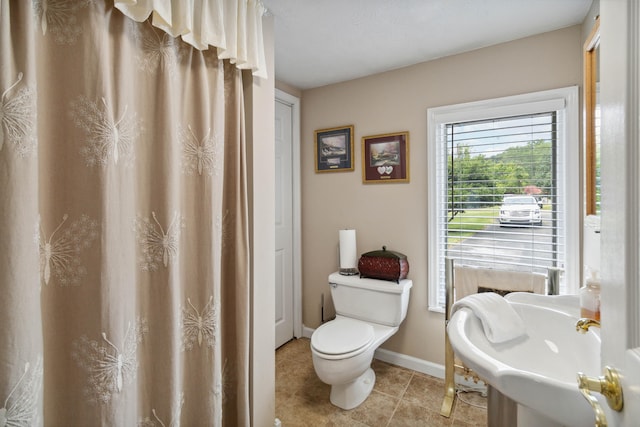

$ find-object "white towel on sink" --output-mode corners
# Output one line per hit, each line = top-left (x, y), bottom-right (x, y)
(451, 292), (526, 344)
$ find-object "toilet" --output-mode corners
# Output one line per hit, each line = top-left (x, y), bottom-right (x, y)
(310, 272), (412, 410)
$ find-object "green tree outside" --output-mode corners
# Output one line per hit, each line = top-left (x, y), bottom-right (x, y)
(447, 139), (551, 218)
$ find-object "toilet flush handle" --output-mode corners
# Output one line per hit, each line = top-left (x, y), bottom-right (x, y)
(330, 283), (338, 288)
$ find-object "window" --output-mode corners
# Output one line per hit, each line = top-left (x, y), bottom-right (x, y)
(427, 87), (579, 312)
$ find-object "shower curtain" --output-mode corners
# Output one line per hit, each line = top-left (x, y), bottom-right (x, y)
(0, 1), (263, 425)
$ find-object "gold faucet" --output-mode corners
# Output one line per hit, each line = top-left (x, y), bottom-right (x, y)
(576, 318), (600, 333)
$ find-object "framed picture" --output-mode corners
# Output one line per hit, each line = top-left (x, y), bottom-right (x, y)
(362, 131), (410, 183)
(314, 125), (354, 172)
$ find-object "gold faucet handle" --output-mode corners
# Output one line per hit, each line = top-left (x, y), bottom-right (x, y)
(577, 366), (624, 427)
(576, 317), (601, 333)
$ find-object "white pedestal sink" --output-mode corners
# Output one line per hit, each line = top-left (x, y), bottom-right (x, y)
(447, 293), (600, 427)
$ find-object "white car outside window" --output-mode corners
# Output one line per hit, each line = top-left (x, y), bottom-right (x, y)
(499, 195), (542, 226)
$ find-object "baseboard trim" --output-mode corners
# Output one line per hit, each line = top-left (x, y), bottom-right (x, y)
(374, 347), (444, 378)
(301, 325), (313, 339)
(376, 347), (486, 392)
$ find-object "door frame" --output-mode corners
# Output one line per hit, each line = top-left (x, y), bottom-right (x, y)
(275, 88), (302, 340)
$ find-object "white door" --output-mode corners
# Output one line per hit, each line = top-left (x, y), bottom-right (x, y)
(595, 2), (640, 425)
(274, 93), (297, 348)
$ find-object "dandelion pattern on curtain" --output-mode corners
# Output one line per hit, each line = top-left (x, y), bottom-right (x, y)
(0, 73), (37, 157)
(180, 125), (223, 177)
(0, 357), (43, 427)
(37, 213), (99, 286)
(71, 319), (149, 405)
(135, 212), (184, 272)
(70, 96), (144, 168)
(181, 296), (219, 351)
(0, 1), (251, 425)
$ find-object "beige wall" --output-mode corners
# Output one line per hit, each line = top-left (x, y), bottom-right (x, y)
(299, 26), (583, 365)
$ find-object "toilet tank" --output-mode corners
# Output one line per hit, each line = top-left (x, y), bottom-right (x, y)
(328, 272), (412, 326)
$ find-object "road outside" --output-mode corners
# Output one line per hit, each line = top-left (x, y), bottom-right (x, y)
(448, 210), (558, 275)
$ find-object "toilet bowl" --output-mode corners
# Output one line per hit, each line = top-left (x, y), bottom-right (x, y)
(310, 273), (412, 410)
(311, 316), (398, 409)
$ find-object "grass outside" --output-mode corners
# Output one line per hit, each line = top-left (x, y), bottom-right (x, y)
(447, 206), (499, 245)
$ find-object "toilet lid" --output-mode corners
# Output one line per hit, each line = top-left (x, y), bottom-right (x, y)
(311, 318), (374, 355)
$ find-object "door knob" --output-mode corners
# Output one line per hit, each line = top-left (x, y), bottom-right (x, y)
(577, 366), (623, 427)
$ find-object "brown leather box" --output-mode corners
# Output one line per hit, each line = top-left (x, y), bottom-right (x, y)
(358, 246), (409, 283)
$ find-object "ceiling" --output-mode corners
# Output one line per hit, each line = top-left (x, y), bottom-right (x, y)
(262, 0), (593, 90)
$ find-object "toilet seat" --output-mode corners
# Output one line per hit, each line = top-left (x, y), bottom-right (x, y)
(311, 317), (374, 356)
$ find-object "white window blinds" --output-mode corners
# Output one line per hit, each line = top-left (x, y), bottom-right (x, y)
(427, 87), (579, 312)
(443, 112), (563, 268)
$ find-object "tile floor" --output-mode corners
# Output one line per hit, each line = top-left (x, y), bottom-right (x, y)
(275, 338), (487, 426)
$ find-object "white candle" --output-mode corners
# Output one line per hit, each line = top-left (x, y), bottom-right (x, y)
(339, 229), (357, 270)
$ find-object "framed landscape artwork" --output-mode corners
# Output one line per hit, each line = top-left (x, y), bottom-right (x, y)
(314, 125), (354, 172)
(362, 131), (410, 183)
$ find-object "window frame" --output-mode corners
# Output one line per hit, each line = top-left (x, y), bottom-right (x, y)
(427, 87), (580, 313)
